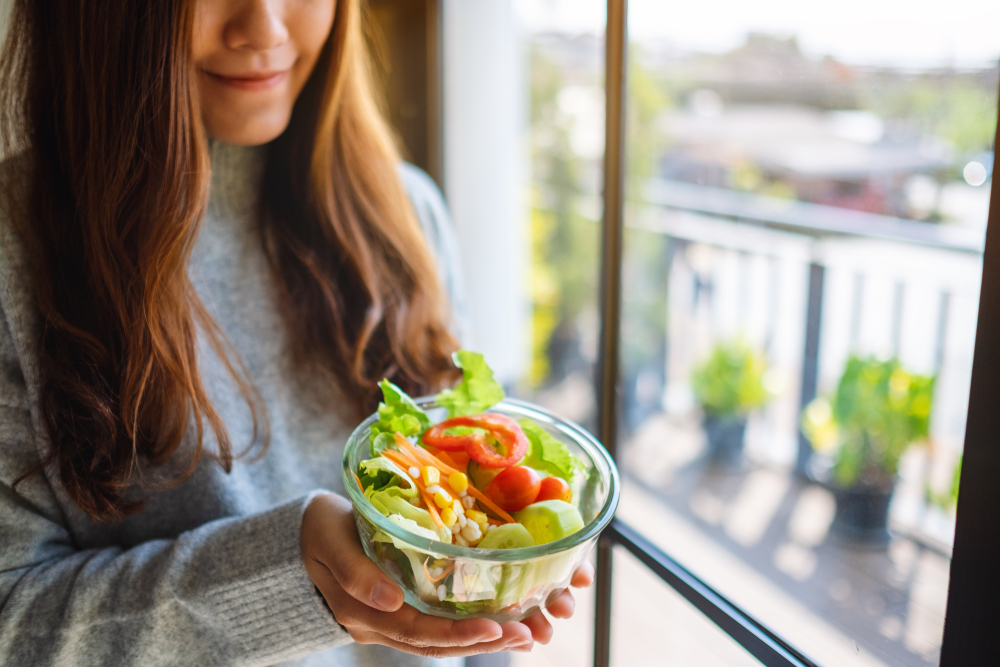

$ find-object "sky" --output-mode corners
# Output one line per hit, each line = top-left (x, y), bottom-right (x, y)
(514, 0), (1000, 69)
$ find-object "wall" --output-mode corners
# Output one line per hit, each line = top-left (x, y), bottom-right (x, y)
(442, 0), (528, 386)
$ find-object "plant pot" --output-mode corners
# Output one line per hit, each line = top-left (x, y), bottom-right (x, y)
(829, 482), (895, 548)
(702, 414), (747, 469)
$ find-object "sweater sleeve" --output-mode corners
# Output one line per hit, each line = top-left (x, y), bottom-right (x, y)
(399, 163), (474, 348)
(0, 310), (349, 666)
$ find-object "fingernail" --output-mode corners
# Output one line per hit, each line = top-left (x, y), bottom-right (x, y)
(370, 582), (399, 611)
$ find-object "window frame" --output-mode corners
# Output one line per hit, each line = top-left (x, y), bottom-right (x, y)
(385, 1), (1000, 662)
(590, 1), (1000, 666)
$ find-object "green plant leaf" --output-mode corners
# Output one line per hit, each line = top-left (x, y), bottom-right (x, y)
(691, 340), (770, 415)
(435, 350), (505, 418)
(808, 355), (936, 488)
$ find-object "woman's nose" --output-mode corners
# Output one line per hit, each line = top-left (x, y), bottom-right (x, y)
(223, 0), (289, 52)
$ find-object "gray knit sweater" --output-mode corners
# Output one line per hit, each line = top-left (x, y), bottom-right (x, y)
(0, 143), (467, 667)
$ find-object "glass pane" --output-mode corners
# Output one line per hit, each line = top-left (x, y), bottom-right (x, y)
(609, 546), (763, 666)
(613, 1), (996, 665)
(508, 557), (596, 667)
(446, 0), (991, 664)
(512, 546), (764, 667)
(501, 2), (605, 422)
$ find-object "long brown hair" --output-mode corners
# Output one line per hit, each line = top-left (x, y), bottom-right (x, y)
(1, 0), (459, 521)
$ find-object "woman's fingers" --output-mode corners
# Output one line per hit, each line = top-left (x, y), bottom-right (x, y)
(324, 579), (505, 648)
(349, 625), (533, 659)
(571, 560), (595, 588)
(381, 603), (504, 647)
(520, 610), (553, 644)
(302, 493), (404, 612)
(545, 588), (576, 619)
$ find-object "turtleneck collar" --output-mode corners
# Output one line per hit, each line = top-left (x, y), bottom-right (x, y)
(206, 140), (268, 222)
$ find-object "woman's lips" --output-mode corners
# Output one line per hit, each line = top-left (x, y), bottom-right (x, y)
(204, 70), (289, 91)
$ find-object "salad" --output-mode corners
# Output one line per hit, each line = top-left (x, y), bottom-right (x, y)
(351, 350), (598, 617)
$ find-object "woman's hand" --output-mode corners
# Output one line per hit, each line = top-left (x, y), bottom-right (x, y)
(301, 492), (593, 657)
(516, 560), (594, 645)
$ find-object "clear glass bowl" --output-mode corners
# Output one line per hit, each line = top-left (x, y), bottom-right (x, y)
(342, 398), (620, 622)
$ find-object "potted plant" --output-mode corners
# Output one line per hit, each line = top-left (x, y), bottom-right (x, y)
(802, 355), (935, 546)
(691, 340), (771, 468)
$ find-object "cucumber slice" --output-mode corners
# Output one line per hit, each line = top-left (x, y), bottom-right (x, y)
(514, 500), (585, 545)
(477, 523), (535, 550)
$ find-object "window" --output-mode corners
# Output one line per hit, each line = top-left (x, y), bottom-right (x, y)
(606, 1), (998, 663)
(382, 0), (1000, 664)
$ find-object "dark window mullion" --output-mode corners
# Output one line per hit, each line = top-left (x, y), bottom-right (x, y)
(589, 1), (839, 665)
(609, 520), (820, 667)
(593, 0), (628, 665)
(939, 85), (1000, 666)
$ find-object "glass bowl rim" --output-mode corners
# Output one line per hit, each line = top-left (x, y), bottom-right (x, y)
(342, 397), (620, 562)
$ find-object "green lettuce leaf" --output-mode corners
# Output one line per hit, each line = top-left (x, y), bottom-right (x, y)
(370, 379), (430, 456)
(435, 350), (505, 418)
(373, 515), (442, 600)
(365, 480), (452, 543)
(519, 419), (588, 484)
(375, 514), (440, 543)
(371, 432), (396, 457)
(358, 456), (408, 492)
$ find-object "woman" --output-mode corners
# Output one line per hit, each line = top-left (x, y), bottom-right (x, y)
(0, 1), (591, 665)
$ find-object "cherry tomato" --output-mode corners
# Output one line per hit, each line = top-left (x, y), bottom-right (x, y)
(423, 414), (528, 468)
(485, 466), (541, 512)
(536, 476), (572, 503)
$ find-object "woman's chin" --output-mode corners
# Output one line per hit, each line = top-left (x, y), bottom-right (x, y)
(202, 111), (292, 147)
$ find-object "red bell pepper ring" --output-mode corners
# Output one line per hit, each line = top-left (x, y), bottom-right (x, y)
(422, 414), (528, 469)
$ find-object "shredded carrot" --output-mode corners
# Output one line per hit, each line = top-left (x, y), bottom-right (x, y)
(487, 517), (504, 526)
(382, 448), (453, 501)
(381, 448), (419, 472)
(395, 433), (515, 522)
(426, 447), (469, 471)
(432, 449), (459, 469)
(422, 491), (445, 528)
(378, 448), (447, 529)
(465, 486), (515, 523)
(353, 472), (364, 491)
(392, 438), (466, 504)
(422, 558), (456, 583)
(391, 432), (515, 523)
(382, 449), (434, 491)
(396, 436), (461, 476)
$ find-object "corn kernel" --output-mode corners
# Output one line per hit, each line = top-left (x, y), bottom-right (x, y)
(448, 472), (469, 493)
(452, 499), (465, 516)
(433, 489), (453, 509)
(466, 510), (488, 527)
(441, 507), (457, 527)
(421, 466), (441, 486)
